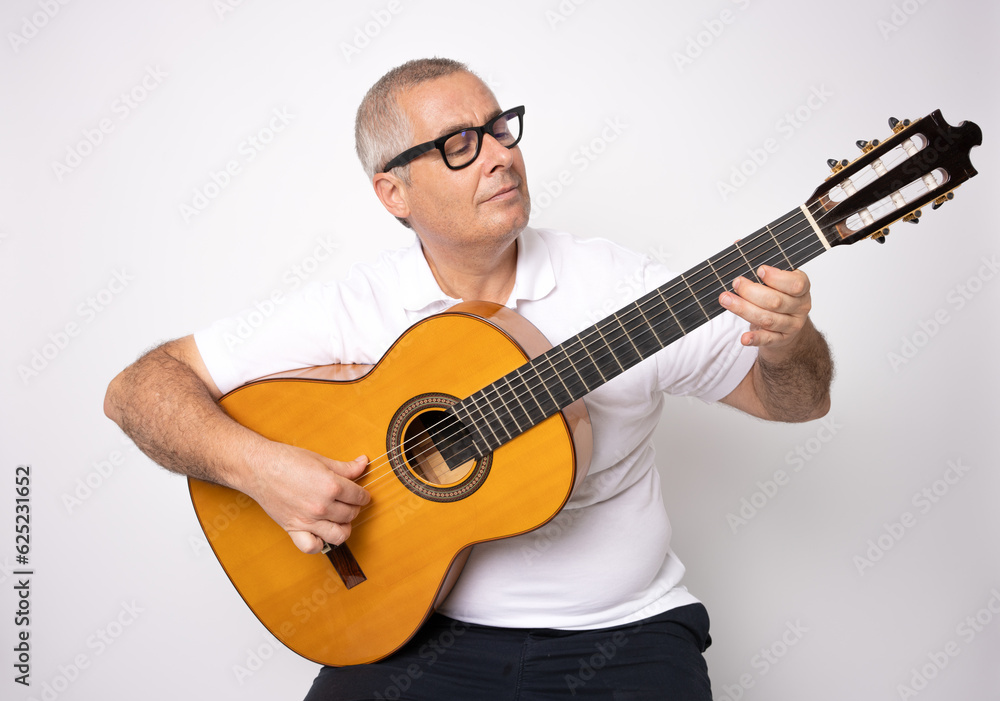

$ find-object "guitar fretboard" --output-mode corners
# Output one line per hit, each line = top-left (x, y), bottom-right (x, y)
(442, 207), (829, 465)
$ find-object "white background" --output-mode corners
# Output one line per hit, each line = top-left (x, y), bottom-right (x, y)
(2, 0), (998, 699)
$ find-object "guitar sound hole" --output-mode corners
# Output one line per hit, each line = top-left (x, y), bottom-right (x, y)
(402, 410), (476, 487)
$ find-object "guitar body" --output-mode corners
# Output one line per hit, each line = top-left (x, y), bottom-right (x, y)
(188, 301), (592, 666)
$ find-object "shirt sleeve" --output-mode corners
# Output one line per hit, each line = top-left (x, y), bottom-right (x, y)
(193, 283), (344, 396)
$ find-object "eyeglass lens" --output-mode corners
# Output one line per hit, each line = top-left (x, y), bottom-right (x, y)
(442, 110), (522, 168)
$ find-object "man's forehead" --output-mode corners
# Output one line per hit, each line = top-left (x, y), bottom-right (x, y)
(399, 72), (500, 136)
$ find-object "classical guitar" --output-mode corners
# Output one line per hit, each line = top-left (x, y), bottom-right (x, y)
(189, 110), (981, 666)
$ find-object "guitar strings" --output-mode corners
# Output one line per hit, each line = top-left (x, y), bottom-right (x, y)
(346, 142), (927, 521)
(351, 199), (841, 507)
(344, 215), (826, 528)
(346, 202), (832, 520)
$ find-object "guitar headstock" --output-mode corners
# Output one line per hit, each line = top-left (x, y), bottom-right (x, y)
(806, 110), (981, 247)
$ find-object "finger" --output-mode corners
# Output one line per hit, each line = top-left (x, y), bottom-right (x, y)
(319, 455), (371, 506)
(288, 529), (325, 554)
(739, 328), (786, 348)
(288, 519), (353, 554)
(756, 266), (810, 297)
(720, 287), (788, 334)
(730, 275), (810, 318)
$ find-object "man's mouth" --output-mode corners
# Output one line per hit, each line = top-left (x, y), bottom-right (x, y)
(482, 181), (520, 203)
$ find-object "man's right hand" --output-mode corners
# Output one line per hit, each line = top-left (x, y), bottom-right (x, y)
(244, 446), (371, 554)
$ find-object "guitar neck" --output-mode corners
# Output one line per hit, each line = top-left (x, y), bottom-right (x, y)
(443, 206), (831, 463)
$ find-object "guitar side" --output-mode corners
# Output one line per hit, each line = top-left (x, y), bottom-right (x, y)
(188, 302), (592, 666)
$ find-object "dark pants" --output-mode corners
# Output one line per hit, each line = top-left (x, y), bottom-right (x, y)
(303, 603), (713, 700)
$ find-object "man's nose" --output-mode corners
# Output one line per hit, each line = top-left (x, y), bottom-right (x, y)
(480, 132), (515, 170)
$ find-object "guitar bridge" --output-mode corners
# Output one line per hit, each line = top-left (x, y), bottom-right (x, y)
(323, 541), (367, 589)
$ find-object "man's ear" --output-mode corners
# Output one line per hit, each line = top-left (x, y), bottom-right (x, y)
(372, 173), (410, 220)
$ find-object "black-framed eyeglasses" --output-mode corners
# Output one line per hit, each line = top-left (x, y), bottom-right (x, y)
(381, 106), (525, 173)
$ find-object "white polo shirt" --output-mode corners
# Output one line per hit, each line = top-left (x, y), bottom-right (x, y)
(195, 226), (756, 630)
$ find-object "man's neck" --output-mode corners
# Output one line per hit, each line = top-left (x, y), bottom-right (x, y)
(418, 235), (519, 306)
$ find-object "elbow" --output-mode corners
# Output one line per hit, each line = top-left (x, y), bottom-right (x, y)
(103, 373), (123, 424)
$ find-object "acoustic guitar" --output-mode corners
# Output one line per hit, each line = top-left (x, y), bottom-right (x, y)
(189, 110), (980, 666)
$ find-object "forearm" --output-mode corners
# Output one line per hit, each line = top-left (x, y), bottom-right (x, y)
(750, 318), (833, 422)
(104, 340), (264, 491)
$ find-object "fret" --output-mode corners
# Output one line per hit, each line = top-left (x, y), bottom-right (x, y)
(561, 337), (593, 394)
(593, 323), (626, 373)
(577, 334), (608, 384)
(667, 278), (707, 335)
(585, 322), (629, 383)
(452, 402), (490, 456)
(732, 240), (762, 283)
(468, 393), (503, 449)
(600, 314), (641, 372)
(656, 287), (688, 335)
(765, 224), (794, 269)
(705, 258), (727, 290)
(679, 272), (709, 320)
(739, 225), (784, 274)
(497, 375), (525, 436)
(537, 349), (576, 409)
(528, 360), (560, 412)
(513, 365), (548, 426)
(635, 299), (664, 348)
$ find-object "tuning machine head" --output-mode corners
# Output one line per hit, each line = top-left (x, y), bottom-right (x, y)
(932, 191), (956, 210)
(827, 158), (849, 173)
(856, 139), (881, 154)
(888, 117), (911, 133)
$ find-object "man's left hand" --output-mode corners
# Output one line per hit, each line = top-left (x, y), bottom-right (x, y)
(719, 265), (812, 360)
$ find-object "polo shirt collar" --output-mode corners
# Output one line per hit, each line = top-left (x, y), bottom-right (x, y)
(399, 226), (555, 312)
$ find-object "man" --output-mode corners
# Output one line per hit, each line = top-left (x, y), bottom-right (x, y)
(105, 58), (832, 699)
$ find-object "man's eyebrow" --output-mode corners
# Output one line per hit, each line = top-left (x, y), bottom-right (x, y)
(434, 108), (504, 140)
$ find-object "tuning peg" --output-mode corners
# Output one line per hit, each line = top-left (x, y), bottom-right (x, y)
(856, 139), (880, 153)
(827, 158), (849, 173)
(871, 227), (890, 244)
(932, 192), (955, 210)
(889, 117), (911, 134)
(902, 210), (922, 223)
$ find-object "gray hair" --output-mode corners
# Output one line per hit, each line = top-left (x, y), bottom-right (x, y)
(354, 58), (472, 227)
